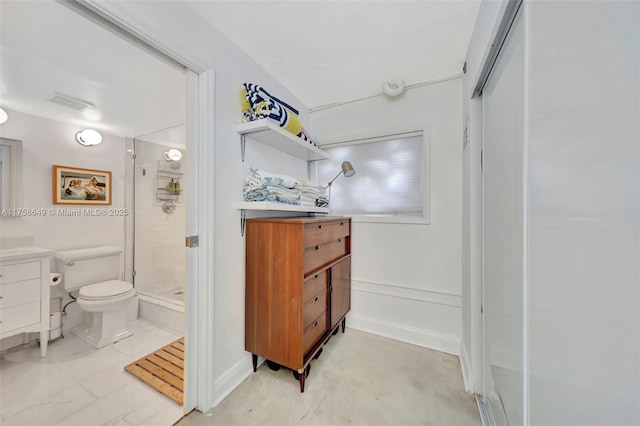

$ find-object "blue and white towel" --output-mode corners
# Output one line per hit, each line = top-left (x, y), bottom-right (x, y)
(243, 167), (328, 207)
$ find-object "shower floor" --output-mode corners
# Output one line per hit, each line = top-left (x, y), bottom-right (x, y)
(159, 287), (185, 303)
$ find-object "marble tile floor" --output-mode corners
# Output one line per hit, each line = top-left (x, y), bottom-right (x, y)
(0, 319), (184, 426)
(178, 329), (480, 426)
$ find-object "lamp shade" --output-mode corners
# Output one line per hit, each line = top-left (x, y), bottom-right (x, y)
(341, 161), (355, 177)
(327, 160), (356, 187)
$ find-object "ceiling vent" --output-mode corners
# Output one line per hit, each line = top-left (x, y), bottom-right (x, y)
(47, 92), (94, 111)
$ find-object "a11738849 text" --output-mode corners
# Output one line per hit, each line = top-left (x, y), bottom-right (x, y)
(1, 208), (129, 217)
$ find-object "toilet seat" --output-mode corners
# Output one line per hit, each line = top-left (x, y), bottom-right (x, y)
(79, 280), (134, 300)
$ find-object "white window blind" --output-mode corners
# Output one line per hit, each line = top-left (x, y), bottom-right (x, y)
(316, 133), (426, 217)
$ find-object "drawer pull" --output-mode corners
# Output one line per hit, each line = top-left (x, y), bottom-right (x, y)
(338, 238), (342, 243)
(313, 320), (319, 328)
(313, 274), (319, 280)
(316, 224), (323, 230)
(313, 296), (319, 303)
(340, 221), (344, 226)
(314, 245), (319, 251)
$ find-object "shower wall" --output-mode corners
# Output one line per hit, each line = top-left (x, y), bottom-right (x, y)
(128, 138), (188, 305)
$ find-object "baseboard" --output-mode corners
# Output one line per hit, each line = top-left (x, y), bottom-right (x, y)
(459, 341), (474, 393)
(348, 313), (460, 355)
(212, 355), (257, 407)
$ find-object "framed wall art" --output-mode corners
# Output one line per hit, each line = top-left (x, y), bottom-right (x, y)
(52, 165), (112, 205)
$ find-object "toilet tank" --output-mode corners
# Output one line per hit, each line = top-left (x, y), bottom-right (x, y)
(54, 246), (122, 291)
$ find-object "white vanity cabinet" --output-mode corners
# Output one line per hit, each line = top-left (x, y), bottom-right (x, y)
(0, 248), (51, 356)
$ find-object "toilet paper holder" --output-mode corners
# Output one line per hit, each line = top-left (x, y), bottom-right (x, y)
(49, 273), (62, 286)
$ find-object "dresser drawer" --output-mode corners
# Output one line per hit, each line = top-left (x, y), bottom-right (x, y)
(0, 278), (40, 309)
(330, 219), (350, 240)
(303, 289), (327, 328)
(303, 271), (326, 303)
(303, 239), (346, 275)
(0, 262), (40, 284)
(0, 300), (40, 334)
(303, 311), (327, 355)
(303, 222), (333, 248)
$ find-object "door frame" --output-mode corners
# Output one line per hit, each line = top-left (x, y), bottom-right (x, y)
(76, 0), (217, 413)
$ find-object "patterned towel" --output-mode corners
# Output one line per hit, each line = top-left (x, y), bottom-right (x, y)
(242, 83), (318, 147)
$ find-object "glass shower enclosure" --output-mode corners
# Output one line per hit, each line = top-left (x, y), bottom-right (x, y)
(125, 125), (188, 308)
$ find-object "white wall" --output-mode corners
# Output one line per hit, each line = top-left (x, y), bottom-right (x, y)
(0, 108), (126, 338)
(311, 78), (463, 355)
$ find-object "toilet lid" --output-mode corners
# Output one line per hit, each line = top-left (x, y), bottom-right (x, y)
(79, 280), (133, 300)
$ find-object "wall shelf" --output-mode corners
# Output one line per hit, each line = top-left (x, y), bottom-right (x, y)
(236, 119), (330, 162)
(234, 202), (329, 235)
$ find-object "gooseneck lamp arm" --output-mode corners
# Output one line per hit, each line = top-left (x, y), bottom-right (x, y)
(327, 170), (345, 188)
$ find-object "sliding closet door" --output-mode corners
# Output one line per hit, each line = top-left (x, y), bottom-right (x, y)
(528, 2), (640, 424)
(482, 10), (525, 426)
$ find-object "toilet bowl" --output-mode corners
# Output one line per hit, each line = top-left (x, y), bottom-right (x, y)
(74, 280), (136, 348)
(54, 246), (136, 349)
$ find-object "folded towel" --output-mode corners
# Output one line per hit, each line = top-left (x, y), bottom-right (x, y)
(250, 167), (297, 189)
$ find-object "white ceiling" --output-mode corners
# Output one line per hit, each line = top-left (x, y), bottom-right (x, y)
(188, 0), (480, 108)
(0, 0), (185, 139)
(0, 1), (480, 139)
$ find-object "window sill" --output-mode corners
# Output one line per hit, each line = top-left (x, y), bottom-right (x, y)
(345, 215), (430, 225)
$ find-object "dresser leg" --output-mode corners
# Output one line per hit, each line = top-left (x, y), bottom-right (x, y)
(299, 369), (306, 393)
(341, 318), (346, 333)
(252, 354), (258, 372)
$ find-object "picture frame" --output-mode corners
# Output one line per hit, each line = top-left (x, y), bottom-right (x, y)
(52, 165), (112, 205)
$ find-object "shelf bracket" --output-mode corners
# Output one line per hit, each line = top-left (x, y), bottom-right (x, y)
(240, 209), (246, 236)
(240, 134), (246, 162)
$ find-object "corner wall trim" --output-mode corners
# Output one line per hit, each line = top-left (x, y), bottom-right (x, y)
(348, 313), (460, 355)
(460, 342), (474, 393)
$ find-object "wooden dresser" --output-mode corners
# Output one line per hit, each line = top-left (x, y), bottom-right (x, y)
(245, 216), (351, 392)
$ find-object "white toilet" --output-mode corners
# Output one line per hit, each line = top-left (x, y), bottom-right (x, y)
(54, 246), (135, 348)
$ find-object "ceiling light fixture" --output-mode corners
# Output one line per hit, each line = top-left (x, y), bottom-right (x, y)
(75, 129), (103, 146)
(163, 148), (182, 162)
(0, 108), (8, 124)
(381, 81), (405, 97)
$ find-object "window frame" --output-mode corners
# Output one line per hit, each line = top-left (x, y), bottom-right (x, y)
(311, 123), (431, 225)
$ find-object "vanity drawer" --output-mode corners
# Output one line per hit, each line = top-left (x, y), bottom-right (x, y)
(303, 289), (327, 329)
(0, 300), (40, 334)
(0, 262), (40, 284)
(0, 278), (40, 309)
(303, 311), (327, 355)
(303, 239), (346, 275)
(303, 271), (327, 303)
